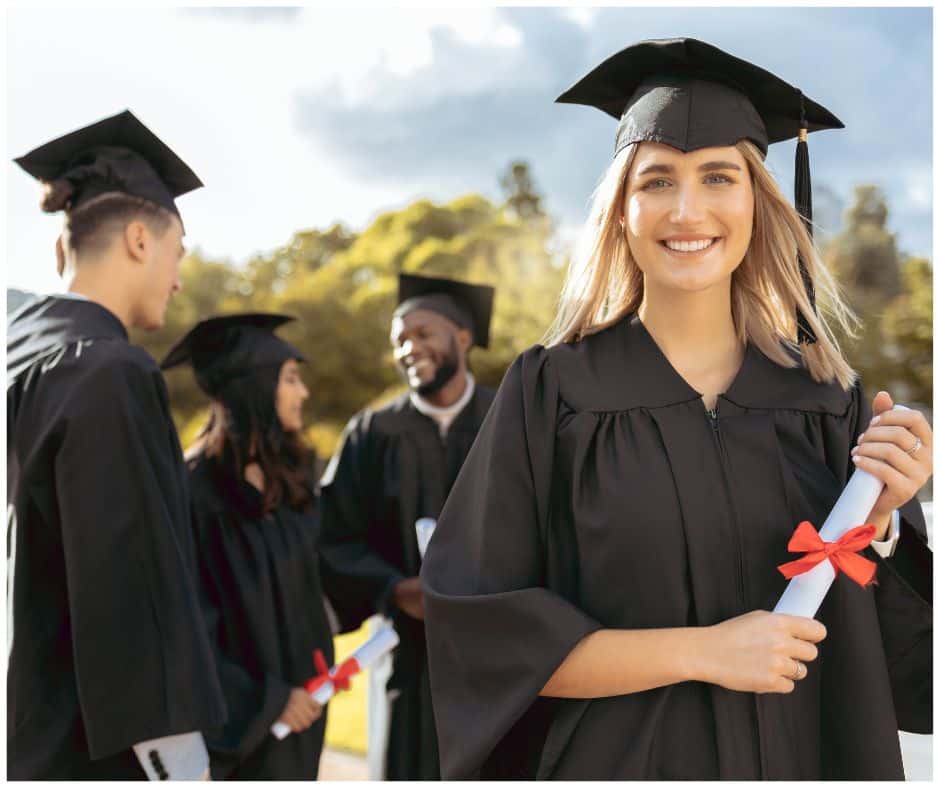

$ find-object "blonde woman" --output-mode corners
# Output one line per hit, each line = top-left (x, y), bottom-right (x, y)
(421, 39), (932, 780)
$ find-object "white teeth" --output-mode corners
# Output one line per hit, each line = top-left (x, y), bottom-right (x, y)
(665, 238), (715, 252)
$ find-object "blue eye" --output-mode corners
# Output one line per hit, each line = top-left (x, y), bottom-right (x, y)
(705, 173), (733, 184)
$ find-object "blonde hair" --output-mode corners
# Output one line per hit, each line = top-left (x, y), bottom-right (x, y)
(543, 140), (858, 390)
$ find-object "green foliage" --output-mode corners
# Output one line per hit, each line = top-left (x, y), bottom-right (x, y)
(136, 167), (566, 438)
(823, 186), (932, 409)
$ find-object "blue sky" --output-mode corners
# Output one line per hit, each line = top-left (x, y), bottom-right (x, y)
(7, 6), (931, 296)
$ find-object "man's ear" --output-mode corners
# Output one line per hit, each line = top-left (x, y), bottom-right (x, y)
(456, 327), (473, 355)
(123, 220), (149, 263)
(55, 235), (66, 277)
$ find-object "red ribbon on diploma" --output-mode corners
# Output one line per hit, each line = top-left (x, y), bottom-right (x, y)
(303, 649), (361, 695)
(777, 521), (878, 587)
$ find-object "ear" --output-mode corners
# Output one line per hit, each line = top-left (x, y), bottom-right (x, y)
(456, 327), (473, 355)
(55, 235), (66, 277)
(123, 220), (149, 263)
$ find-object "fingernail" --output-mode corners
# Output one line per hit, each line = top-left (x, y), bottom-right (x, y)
(871, 416), (881, 425)
(851, 446), (859, 455)
(852, 455), (861, 463)
(856, 434), (864, 445)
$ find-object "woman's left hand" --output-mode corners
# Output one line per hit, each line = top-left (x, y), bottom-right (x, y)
(852, 391), (933, 539)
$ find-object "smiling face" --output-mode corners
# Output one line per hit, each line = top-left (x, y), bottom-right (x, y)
(274, 358), (309, 433)
(390, 308), (470, 396)
(622, 142), (754, 297)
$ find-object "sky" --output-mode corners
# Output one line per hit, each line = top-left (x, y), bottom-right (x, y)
(6, 6), (932, 296)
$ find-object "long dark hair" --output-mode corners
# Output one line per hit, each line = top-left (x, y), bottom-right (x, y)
(199, 362), (316, 515)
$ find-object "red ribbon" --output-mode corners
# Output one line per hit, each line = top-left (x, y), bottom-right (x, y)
(303, 648), (361, 695)
(777, 520), (878, 587)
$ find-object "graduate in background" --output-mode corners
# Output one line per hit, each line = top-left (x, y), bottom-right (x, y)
(422, 39), (932, 780)
(7, 110), (226, 779)
(162, 313), (335, 780)
(318, 274), (495, 780)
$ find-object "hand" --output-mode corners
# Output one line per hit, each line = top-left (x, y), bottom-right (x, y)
(698, 610), (826, 694)
(276, 688), (323, 733)
(851, 391), (933, 539)
(393, 576), (425, 620)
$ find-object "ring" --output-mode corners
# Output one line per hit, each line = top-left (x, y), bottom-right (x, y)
(906, 437), (923, 457)
(789, 662), (806, 681)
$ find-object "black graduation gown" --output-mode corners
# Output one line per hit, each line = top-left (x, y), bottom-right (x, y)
(318, 387), (495, 780)
(188, 455), (334, 780)
(421, 315), (932, 780)
(6, 296), (227, 779)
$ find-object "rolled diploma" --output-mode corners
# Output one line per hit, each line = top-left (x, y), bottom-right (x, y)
(271, 626), (400, 740)
(773, 405), (908, 618)
(416, 517), (437, 559)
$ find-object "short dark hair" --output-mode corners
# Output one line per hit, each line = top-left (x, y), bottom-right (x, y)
(41, 182), (174, 267)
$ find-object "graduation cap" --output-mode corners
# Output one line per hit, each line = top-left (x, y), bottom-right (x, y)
(13, 109), (202, 218)
(394, 273), (495, 349)
(556, 37), (844, 344)
(161, 313), (305, 397)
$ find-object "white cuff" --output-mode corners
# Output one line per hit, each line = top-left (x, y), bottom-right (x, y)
(133, 731), (210, 780)
(870, 510), (900, 558)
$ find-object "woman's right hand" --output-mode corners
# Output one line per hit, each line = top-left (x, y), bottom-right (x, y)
(699, 610), (826, 694)
(276, 688), (323, 733)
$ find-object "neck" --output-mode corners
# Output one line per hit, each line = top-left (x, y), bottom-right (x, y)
(638, 279), (740, 361)
(65, 259), (136, 329)
(421, 366), (469, 408)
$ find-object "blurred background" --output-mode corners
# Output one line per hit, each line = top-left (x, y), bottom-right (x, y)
(6, 5), (932, 779)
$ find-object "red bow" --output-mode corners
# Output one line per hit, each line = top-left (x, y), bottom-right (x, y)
(777, 520), (878, 587)
(303, 649), (360, 695)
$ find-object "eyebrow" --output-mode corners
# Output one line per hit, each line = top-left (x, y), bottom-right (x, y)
(635, 160), (743, 176)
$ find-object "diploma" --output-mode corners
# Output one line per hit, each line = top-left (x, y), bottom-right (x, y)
(415, 517), (437, 559)
(270, 626), (400, 740)
(773, 405), (909, 618)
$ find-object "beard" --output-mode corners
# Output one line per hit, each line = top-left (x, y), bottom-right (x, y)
(409, 336), (461, 397)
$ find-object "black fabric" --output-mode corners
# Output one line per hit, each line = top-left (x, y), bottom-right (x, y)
(13, 109), (201, 217)
(160, 312), (304, 397)
(6, 296), (227, 779)
(556, 37), (843, 157)
(318, 386), (495, 779)
(187, 455), (333, 779)
(421, 314), (931, 780)
(396, 273), (495, 349)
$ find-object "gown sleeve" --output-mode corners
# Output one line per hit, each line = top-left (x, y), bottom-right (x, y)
(187, 503), (292, 771)
(55, 356), (225, 760)
(421, 347), (603, 779)
(848, 382), (932, 733)
(318, 413), (407, 631)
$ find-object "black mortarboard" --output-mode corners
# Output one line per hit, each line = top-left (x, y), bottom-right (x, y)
(161, 313), (305, 397)
(14, 109), (202, 218)
(557, 38), (844, 344)
(394, 274), (495, 349)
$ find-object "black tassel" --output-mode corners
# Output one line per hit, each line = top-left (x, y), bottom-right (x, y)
(794, 94), (817, 345)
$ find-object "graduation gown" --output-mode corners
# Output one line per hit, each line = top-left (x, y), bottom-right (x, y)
(188, 455), (333, 779)
(6, 296), (227, 779)
(318, 387), (495, 780)
(421, 315), (932, 780)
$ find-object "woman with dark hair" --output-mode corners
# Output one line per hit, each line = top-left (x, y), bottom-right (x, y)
(162, 313), (335, 780)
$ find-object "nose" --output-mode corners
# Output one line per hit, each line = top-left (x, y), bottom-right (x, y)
(669, 182), (707, 226)
(397, 339), (416, 360)
(172, 277), (183, 294)
(300, 383), (309, 401)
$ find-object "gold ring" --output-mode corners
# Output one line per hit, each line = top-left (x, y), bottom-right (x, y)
(906, 437), (923, 457)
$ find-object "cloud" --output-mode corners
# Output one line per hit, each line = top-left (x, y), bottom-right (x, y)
(292, 6), (930, 249)
(180, 7), (302, 23)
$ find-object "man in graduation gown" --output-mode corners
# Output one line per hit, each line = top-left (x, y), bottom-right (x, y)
(318, 273), (496, 780)
(7, 110), (227, 779)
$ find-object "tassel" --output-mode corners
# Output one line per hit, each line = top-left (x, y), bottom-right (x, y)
(794, 94), (818, 345)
